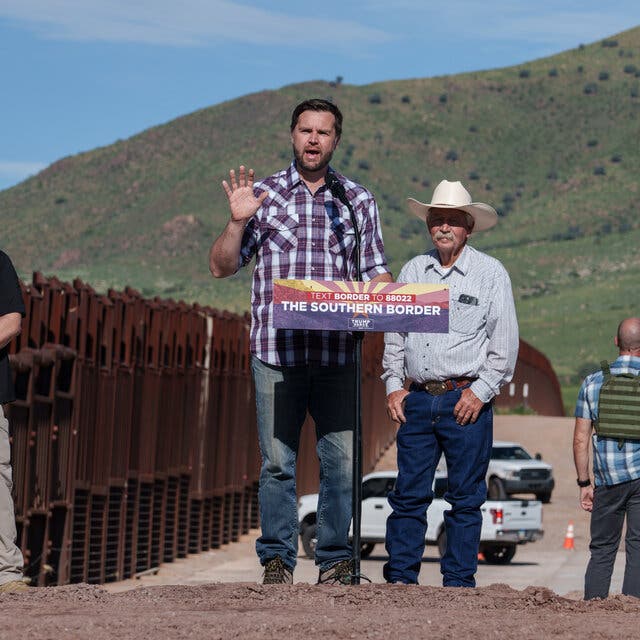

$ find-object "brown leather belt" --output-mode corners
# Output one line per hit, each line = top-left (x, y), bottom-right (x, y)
(411, 378), (475, 395)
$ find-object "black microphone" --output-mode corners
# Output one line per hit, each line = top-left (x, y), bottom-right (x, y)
(325, 171), (350, 208)
(325, 171), (362, 283)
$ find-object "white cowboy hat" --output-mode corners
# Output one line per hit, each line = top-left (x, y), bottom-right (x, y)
(407, 180), (498, 232)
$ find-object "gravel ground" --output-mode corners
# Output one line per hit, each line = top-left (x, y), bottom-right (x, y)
(2, 415), (635, 640)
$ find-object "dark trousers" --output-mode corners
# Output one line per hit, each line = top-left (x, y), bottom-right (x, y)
(383, 386), (493, 586)
(585, 477), (640, 599)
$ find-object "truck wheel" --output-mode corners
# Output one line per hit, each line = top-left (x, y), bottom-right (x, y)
(301, 523), (317, 559)
(536, 491), (552, 504)
(360, 543), (376, 559)
(437, 530), (447, 558)
(481, 544), (516, 565)
(488, 477), (507, 500)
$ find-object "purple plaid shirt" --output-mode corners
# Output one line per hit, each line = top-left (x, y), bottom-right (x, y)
(239, 162), (390, 366)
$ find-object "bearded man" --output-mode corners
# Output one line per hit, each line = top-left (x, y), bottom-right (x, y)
(209, 99), (392, 584)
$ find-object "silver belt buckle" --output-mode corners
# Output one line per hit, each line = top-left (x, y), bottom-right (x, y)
(424, 381), (447, 395)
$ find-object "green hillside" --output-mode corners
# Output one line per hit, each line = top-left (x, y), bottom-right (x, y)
(2, 27), (640, 397)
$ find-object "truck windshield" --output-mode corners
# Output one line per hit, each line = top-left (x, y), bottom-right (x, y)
(491, 446), (531, 460)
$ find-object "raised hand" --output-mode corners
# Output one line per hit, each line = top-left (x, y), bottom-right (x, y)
(222, 166), (268, 223)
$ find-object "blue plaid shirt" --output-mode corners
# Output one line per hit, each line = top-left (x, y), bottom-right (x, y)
(574, 355), (640, 486)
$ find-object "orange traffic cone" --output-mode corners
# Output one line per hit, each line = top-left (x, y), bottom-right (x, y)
(563, 521), (575, 550)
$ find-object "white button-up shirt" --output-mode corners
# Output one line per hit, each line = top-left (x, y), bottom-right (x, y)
(381, 244), (519, 403)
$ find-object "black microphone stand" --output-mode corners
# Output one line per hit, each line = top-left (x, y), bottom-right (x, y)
(325, 172), (364, 585)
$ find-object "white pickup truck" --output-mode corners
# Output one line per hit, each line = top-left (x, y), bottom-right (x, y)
(298, 470), (543, 565)
(487, 441), (555, 503)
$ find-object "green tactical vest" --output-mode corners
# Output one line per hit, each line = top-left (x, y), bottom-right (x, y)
(594, 361), (640, 449)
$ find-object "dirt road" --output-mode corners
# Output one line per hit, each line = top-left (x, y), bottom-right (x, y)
(2, 415), (638, 639)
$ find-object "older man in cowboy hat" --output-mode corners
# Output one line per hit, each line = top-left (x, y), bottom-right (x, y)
(381, 179), (519, 586)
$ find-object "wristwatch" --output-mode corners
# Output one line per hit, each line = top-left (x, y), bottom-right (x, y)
(577, 478), (591, 487)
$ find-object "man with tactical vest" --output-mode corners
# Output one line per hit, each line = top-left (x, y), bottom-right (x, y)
(573, 317), (640, 600)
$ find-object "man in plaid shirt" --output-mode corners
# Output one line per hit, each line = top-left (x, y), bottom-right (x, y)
(573, 317), (640, 599)
(209, 99), (391, 584)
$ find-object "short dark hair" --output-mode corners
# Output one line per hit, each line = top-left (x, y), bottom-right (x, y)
(290, 99), (343, 139)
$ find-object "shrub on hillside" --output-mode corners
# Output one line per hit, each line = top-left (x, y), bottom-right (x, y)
(548, 68), (558, 77)
(368, 94), (382, 104)
(578, 362), (601, 380)
(598, 71), (609, 81)
(593, 166), (606, 175)
(587, 139), (598, 147)
(468, 171), (480, 181)
(445, 149), (458, 161)
(552, 225), (584, 241)
(439, 93), (448, 104)
(624, 64), (638, 74)
(399, 218), (425, 239)
(401, 95), (411, 104)
(602, 39), (618, 48)
(583, 83), (598, 95)
(610, 154), (622, 163)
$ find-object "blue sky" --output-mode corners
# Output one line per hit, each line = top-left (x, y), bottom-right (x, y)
(1, 0), (639, 191)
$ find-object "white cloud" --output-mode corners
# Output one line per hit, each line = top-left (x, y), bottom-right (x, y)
(0, 0), (390, 48)
(362, 0), (639, 47)
(0, 161), (47, 183)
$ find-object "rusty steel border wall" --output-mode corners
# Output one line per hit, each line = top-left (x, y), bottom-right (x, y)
(496, 340), (565, 417)
(6, 272), (563, 587)
(7, 273), (397, 587)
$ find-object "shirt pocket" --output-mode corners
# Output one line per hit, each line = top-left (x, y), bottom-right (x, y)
(450, 300), (486, 335)
(263, 210), (299, 253)
(328, 218), (356, 255)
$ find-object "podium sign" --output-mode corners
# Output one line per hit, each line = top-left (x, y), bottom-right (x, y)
(273, 279), (449, 333)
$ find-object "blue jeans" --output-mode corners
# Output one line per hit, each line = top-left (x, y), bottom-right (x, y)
(384, 386), (493, 586)
(585, 477), (640, 599)
(251, 355), (354, 571)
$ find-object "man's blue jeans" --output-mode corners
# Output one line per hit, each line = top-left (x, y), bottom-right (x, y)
(384, 386), (493, 586)
(251, 355), (354, 572)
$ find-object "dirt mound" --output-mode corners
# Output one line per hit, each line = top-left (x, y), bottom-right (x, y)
(3, 582), (640, 640)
